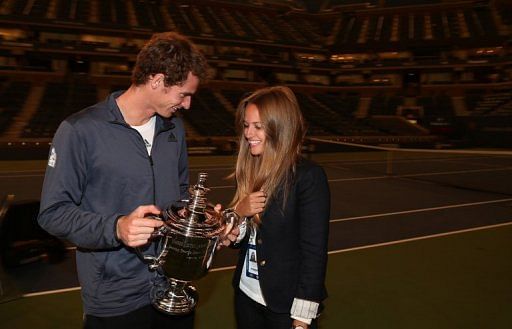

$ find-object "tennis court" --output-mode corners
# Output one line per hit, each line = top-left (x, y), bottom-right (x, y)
(1, 142), (511, 328)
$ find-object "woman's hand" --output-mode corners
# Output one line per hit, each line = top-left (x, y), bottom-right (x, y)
(218, 225), (240, 249)
(292, 319), (309, 329)
(235, 191), (267, 217)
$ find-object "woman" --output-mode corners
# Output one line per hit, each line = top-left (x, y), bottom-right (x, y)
(226, 86), (330, 329)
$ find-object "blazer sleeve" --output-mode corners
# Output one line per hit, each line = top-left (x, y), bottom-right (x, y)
(294, 164), (330, 302)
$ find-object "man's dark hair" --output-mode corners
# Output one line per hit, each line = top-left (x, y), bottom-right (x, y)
(132, 32), (209, 86)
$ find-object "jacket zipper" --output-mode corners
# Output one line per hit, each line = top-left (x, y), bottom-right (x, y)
(112, 119), (171, 205)
(148, 154), (156, 204)
(126, 124), (157, 204)
(149, 126), (173, 205)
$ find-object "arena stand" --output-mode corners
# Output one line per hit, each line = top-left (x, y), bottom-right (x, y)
(0, 0), (511, 158)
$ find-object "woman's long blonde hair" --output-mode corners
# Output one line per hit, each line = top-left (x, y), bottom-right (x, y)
(230, 86), (306, 225)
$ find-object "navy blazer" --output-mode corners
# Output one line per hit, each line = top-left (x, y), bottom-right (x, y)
(233, 158), (330, 314)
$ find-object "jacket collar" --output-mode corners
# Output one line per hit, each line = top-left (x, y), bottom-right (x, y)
(106, 90), (175, 133)
(106, 91), (126, 124)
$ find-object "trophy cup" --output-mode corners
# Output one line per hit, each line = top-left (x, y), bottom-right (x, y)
(136, 172), (240, 315)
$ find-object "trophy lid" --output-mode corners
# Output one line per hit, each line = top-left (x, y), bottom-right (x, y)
(162, 173), (224, 238)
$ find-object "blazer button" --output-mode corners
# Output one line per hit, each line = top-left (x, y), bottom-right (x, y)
(259, 260), (266, 266)
(257, 239), (263, 245)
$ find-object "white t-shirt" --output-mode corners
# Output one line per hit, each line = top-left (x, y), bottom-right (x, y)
(131, 116), (156, 155)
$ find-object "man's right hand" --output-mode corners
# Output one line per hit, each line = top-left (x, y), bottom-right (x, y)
(116, 205), (163, 247)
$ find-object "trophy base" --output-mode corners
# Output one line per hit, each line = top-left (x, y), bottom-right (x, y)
(151, 279), (198, 315)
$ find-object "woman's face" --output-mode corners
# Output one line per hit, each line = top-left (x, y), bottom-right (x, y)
(243, 103), (266, 156)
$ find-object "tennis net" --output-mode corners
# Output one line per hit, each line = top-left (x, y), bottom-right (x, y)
(307, 137), (512, 197)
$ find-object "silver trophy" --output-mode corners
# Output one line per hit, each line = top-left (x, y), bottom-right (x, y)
(137, 172), (240, 315)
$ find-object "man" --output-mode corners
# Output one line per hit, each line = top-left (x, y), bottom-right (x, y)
(38, 32), (209, 329)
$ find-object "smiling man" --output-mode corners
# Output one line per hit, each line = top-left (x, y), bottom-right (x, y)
(37, 32), (209, 329)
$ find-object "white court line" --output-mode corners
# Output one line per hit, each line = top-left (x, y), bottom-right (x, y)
(0, 174), (45, 178)
(3, 162), (510, 182)
(329, 220), (512, 254)
(323, 156), (493, 166)
(399, 166), (511, 177)
(210, 265), (236, 272)
(22, 220), (512, 298)
(210, 173), (413, 188)
(329, 175), (388, 182)
(211, 166), (512, 187)
(23, 286), (81, 297)
(61, 198), (511, 255)
(210, 185), (236, 189)
(331, 198), (512, 223)
(1, 168), (233, 178)
(189, 167), (233, 171)
(328, 166), (512, 183)
(0, 170), (45, 174)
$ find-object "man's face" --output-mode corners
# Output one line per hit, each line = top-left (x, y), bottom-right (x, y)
(152, 72), (200, 118)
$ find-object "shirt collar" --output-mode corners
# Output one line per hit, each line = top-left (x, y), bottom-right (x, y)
(106, 90), (175, 132)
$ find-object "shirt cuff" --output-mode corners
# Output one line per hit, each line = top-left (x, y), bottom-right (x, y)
(235, 217), (248, 244)
(290, 298), (319, 324)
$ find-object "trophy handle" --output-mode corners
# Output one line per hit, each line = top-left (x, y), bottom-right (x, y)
(221, 208), (242, 235)
(135, 214), (170, 271)
(136, 199), (191, 269)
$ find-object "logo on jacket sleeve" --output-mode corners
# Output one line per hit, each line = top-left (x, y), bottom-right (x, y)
(48, 147), (57, 168)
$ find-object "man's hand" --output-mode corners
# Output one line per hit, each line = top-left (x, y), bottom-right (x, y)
(116, 205), (163, 247)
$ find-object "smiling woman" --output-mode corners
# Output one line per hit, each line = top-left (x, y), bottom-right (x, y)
(243, 103), (266, 156)
(233, 86), (308, 214)
(223, 86), (331, 329)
